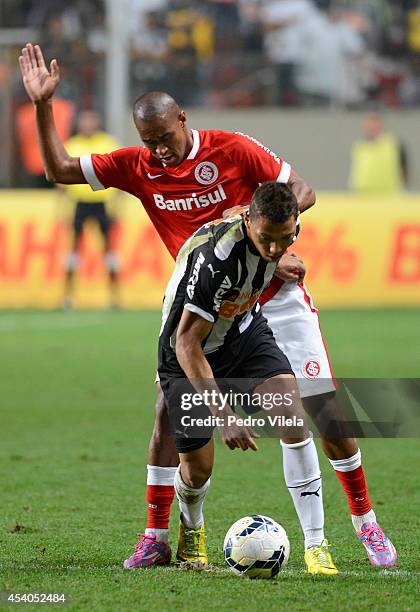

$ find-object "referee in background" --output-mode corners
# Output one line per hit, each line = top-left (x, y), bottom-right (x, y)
(62, 110), (121, 309)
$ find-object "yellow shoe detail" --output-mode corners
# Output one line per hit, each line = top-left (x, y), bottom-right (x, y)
(176, 519), (208, 565)
(304, 539), (338, 575)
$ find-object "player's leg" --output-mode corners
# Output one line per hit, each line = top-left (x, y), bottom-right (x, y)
(97, 203), (119, 309)
(123, 385), (178, 569)
(263, 282), (396, 567)
(235, 316), (337, 575)
(304, 392), (397, 566)
(252, 371), (337, 575)
(64, 202), (84, 309)
(172, 321), (300, 568)
(260, 282), (337, 573)
(145, 385), (178, 541)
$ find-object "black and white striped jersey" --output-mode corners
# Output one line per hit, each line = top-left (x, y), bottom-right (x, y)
(159, 214), (278, 361)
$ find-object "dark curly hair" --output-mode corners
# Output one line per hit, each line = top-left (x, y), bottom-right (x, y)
(249, 182), (298, 223)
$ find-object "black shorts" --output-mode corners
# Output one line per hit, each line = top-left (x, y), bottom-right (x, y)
(73, 201), (110, 238)
(159, 314), (293, 453)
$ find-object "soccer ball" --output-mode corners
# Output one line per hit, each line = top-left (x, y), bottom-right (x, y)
(223, 514), (290, 579)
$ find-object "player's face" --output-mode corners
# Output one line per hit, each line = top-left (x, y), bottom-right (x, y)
(245, 214), (296, 262)
(135, 111), (189, 166)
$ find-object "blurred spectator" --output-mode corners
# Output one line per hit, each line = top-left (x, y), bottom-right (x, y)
(132, 11), (168, 60)
(260, 0), (317, 106)
(164, 1), (214, 104)
(0, 0), (30, 27)
(129, 0), (167, 40)
(349, 112), (409, 193)
(399, 57), (420, 105)
(86, 13), (107, 55)
(207, 0), (240, 48)
(240, 1), (264, 54)
(25, 0), (70, 29)
(297, 6), (365, 106)
(407, 1), (420, 53)
(131, 10), (169, 94)
(61, 110), (121, 310)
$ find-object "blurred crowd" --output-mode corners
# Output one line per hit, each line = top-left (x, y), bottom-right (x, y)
(132, 0), (420, 108)
(2, 0), (420, 109)
(4, 0), (106, 111)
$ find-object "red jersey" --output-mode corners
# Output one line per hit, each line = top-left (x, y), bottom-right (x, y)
(80, 129), (291, 259)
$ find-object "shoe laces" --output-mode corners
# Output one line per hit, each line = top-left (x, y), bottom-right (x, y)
(183, 527), (204, 552)
(310, 540), (332, 567)
(362, 525), (387, 552)
(133, 533), (155, 552)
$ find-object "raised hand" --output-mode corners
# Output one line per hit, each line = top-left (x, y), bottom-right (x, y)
(19, 43), (60, 103)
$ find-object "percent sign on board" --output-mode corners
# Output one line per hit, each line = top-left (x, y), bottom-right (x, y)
(294, 225), (359, 282)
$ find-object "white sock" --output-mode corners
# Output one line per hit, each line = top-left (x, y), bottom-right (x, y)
(174, 466), (210, 530)
(281, 435), (325, 550)
(147, 464), (177, 486)
(328, 449), (361, 473)
(351, 510), (377, 533)
(144, 528), (169, 543)
(328, 450), (377, 533)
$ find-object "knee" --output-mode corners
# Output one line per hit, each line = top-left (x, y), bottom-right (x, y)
(304, 391), (356, 439)
(181, 463), (211, 489)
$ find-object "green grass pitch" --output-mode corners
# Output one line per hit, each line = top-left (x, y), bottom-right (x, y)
(1, 309), (419, 611)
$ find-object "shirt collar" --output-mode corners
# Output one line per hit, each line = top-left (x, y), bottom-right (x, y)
(186, 129), (200, 160)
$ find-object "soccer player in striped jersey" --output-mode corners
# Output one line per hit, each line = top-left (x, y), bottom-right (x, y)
(160, 182), (309, 565)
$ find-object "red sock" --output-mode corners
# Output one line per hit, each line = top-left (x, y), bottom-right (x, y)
(146, 485), (175, 529)
(334, 465), (372, 516)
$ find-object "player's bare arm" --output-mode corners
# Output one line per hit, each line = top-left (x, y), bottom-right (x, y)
(288, 168), (316, 213)
(18, 43), (85, 184)
(176, 309), (258, 452)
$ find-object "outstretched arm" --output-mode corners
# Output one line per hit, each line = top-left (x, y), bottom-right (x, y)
(19, 43), (85, 184)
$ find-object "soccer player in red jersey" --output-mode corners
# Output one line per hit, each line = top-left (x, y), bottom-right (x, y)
(19, 43), (397, 572)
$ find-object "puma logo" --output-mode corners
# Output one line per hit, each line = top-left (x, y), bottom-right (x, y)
(301, 486), (321, 498)
(207, 264), (221, 278)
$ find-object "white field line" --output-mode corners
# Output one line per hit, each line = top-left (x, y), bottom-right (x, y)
(166, 567), (419, 578)
(5, 565), (418, 578)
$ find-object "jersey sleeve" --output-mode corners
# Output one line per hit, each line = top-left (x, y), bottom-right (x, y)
(79, 147), (141, 194)
(183, 248), (230, 324)
(229, 132), (291, 184)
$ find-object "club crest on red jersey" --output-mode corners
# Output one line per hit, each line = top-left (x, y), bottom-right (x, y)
(194, 161), (219, 185)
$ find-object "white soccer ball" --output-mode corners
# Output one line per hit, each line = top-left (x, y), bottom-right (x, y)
(223, 514), (290, 579)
